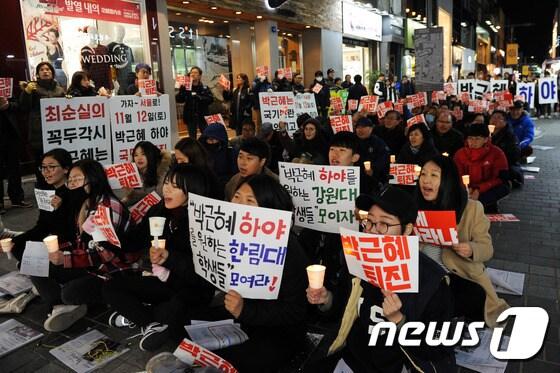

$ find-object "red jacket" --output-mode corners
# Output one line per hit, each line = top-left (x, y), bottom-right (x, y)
(454, 143), (509, 193)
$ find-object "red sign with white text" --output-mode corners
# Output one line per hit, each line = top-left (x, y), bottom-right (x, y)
(330, 96), (344, 113)
(138, 79), (157, 96)
(104, 162), (142, 189)
(204, 113), (226, 126)
(174, 338), (238, 372)
(406, 92), (427, 109)
(0, 78), (13, 98)
(359, 95), (379, 113)
(414, 210), (459, 245)
(406, 114), (426, 128)
(389, 164), (418, 185)
(377, 101), (393, 118)
(329, 115), (353, 134)
(129, 191), (162, 224)
(90, 205), (121, 247)
(49, 0), (141, 25)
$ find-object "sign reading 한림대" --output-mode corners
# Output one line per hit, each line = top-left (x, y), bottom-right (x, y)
(278, 163), (360, 234)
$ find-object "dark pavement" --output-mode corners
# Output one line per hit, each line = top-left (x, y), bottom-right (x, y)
(1, 119), (559, 372)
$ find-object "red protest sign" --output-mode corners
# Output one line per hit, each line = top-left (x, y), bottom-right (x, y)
(443, 82), (456, 96)
(204, 113), (226, 126)
(0, 78), (13, 98)
(431, 91), (446, 102)
(218, 74), (230, 90)
(277, 67), (293, 80)
(406, 92), (427, 109)
(414, 210), (458, 245)
(377, 101), (394, 119)
(129, 191), (162, 224)
(406, 114), (426, 128)
(138, 79), (157, 96)
(486, 214), (520, 222)
(359, 95), (379, 113)
(174, 338), (238, 373)
(389, 163), (419, 185)
(330, 96), (344, 113)
(394, 102), (404, 114)
(347, 99), (358, 111)
(340, 228), (419, 292)
(329, 115), (353, 134)
(312, 83), (323, 94)
(256, 65), (269, 78)
(90, 205), (121, 247)
(104, 162), (142, 189)
(468, 99), (488, 113)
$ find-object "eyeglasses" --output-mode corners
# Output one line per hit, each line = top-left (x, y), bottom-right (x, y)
(360, 219), (402, 234)
(38, 165), (61, 172)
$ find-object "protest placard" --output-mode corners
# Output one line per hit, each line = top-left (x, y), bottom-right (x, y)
(486, 214), (520, 222)
(490, 79), (509, 93)
(312, 83), (323, 94)
(443, 82), (456, 96)
(468, 99), (488, 113)
(175, 75), (192, 90)
(431, 91), (446, 102)
(110, 94), (171, 162)
(329, 115), (353, 134)
(41, 96), (112, 164)
(138, 79), (157, 96)
(414, 210), (458, 245)
(34, 189), (56, 212)
(457, 79), (475, 99)
(218, 74), (231, 90)
(188, 193), (292, 300)
(129, 191), (161, 224)
(538, 77), (558, 105)
(204, 113), (226, 126)
(406, 114), (426, 127)
(256, 65), (269, 79)
(259, 92), (297, 136)
(330, 96), (344, 113)
(88, 205), (121, 247)
(394, 101), (404, 114)
(389, 164), (419, 185)
(174, 338), (237, 373)
(406, 92), (427, 109)
(377, 101), (394, 118)
(20, 242), (49, 277)
(473, 80), (490, 100)
(347, 99), (358, 111)
(104, 162), (142, 189)
(277, 67), (293, 81)
(294, 92), (319, 118)
(278, 163), (359, 234)
(340, 228), (419, 293)
(516, 82), (535, 108)
(359, 95), (379, 113)
(0, 78), (13, 98)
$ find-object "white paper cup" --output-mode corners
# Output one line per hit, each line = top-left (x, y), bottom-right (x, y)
(43, 235), (59, 253)
(462, 175), (470, 186)
(442, 152), (449, 157)
(390, 155), (396, 163)
(488, 124), (496, 135)
(358, 210), (369, 220)
(307, 265), (326, 289)
(149, 217), (166, 237)
(151, 239), (166, 249)
(0, 238), (13, 253)
(363, 161), (371, 171)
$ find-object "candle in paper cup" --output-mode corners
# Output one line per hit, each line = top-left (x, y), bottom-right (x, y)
(307, 265), (326, 289)
(358, 210), (369, 220)
(43, 235), (59, 253)
(149, 217), (166, 237)
(462, 175), (470, 186)
(390, 155), (396, 163)
(364, 161), (371, 171)
(414, 165), (422, 177)
(488, 125), (496, 135)
(0, 238), (13, 252)
(151, 239), (166, 250)
(442, 152), (449, 157)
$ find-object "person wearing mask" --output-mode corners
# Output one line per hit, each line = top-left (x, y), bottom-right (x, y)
(373, 73), (387, 102)
(433, 111), (464, 158)
(176, 66), (214, 139)
(490, 110), (523, 188)
(354, 117), (390, 191)
(374, 110), (407, 156)
(507, 100), (535, 158)
(347, 75), (368, 113)
(416, 155), (508, 326)
(229, 120), (256, 153)
(199, 123), (237, 186)
(454, 124), (510, 213)
(223, 73), (252, 136)
(341, 74), (353, 89)
(399, 75), (415, 97)
(306, 186), (455, 372)
(309, 71), (330, 120)
(423, 106), (438, 129)
(272, 69), (292, 92)
(397, 123), (439, 166)
(279, 117), (329, 165)
(67, 71), (97, 97)
(292, 73), (305, 94)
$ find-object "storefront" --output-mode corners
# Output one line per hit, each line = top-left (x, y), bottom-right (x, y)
(403, 19), (425, 78)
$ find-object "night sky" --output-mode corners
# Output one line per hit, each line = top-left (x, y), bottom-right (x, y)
(497, 0), (557, 62)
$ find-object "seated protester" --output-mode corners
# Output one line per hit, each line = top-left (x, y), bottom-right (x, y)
(374, 110), (407, 155)
(35, 160), (138, 332)
(12, 149), (78, 261)
(507, 100), (535, 157)
(257, 122), (283, 174)
(490, 110), (524, 188)
(224, 137), (278, 201)
(354, 117), (390, 187)
(103, 164), (215, 351)
(423, 105), (438, 129)
(455, 112), (485, 137)
(416, 156), (508, 326)
(397, 123), (439, 166)
(66, 71), (97, 97)
(127, 63), (152, 95)
(433, 111), (464, 157)
(199, 123), (237, 186)
(229, 120), (256, 154)
(174, 137), (222, 199)
(195, 174), (308, 372)
(306, 186), (455, 373)
(279, 117), (329, 164)
(454, 124), (510, 213)
(119, 141), (171, 207)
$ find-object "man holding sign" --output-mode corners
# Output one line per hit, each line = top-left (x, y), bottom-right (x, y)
(306, 186), (454, 372)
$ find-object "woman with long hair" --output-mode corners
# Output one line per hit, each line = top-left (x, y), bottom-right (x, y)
(279, 117), (329, 164)
(223, 73), (253, 135)
(67, 71), (96, 97)
(396, 122), (439, 166)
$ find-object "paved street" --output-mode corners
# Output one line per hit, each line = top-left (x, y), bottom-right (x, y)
(1, 119), (559, 372)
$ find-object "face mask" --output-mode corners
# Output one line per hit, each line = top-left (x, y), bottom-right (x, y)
(206, 142), (221, 152)
(277, 74), (284, 80)
(425, 114), (435, 124)
(316, 76), (323, 82)
(67, 186), (88, 205)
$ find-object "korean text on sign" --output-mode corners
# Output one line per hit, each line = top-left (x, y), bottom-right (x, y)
(138, 79), (157, 96)
(129, 191), (161, 224)
(377, 101), (393, 119)
(406, 114), (426, 128)
(389, 164), (418, 185)
(204, 114), (225, 126)
(256, 65), (269, 78)
(174, 338), (237, 373)
(359, 95), (379, 113)
(340, 227), (419, 293)
(90, 205), (121, 248)
(259, 92), (297, 136)
(294, 93), (319, 118)
(40, 96), (111, 164)
(413, 210), (458, 246)
(188, 193), (292, 300)
(110, 94), (172, 162)
(406, 92), (427, 109)
(329, 115), (353, 134)
(0, 78), (13, 98)
(278, 162), (359, 234)
(104, 162), (142, 190)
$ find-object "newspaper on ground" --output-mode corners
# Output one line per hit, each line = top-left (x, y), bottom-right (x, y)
(50, 329), (129, 373)
(455, 328), (509, 373)
(521, 166), (540, 173)
(486, 267), (525, 296)
(526, 156), (536, 164)
(0, 319), (43, 358)
(532, 145), (554, 150)
(0, 271), (33, 296)
(185, 319), (248, 351)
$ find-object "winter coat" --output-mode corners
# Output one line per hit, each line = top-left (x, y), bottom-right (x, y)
(357, 135), (391, 188)
(67, 85), (97, 97)
(507, 112), (534, 149)
(200, 124), (237, 185)
(397, 140), (439, 166)
(453, 143), (509, 193)
(279, 131), (329, 165)
(309, 79), (330, 109)
(251, 78), (273, 109)
(433, 128), (464, 158)
(491, 126), (523, 184)
(176, 82), (214, 128)
(223, 86), (252, 131)
(347, 83), (368, 104)
(272, 77), (292, 92)
(399, 81), (415, 97)
(374, 124), (407, 156)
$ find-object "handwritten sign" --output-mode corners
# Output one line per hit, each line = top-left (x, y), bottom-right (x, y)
(377, 101), (393, 119)
(129, 191), (161, 224)
(389, 164), (418, 185)
(340, 228), (419, 293)
(347, 99), (359, 111)
(204, 113), (226, 126)
(188, 193), (292, 299)
(20, 242), (49, 277)
(406, 114), (426, 127)
(259, 92), (297, 136)
(414, 210), (458, 245)
(0, 78), (13, 98)
(294, 93), (318, 118)
(329, 115), (353, 134)
(406, 92), (427, 109)
(104, 162), (142, 190)
(89, 205), (121, 247)
(34, 189), (56, 212)
(138, 79), (157, 96)
(174, 338), (237, 373)
(358, 95), (379, 113)
(279, 163), (359, 234)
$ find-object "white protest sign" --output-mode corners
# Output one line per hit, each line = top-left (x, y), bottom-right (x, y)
(104, 162), (142, 190)
(490, 79), (509, 93)
(20, 242), (49, 277)
(294, 92), (319, 118)
(41, 96), (112, 164)
(259, 91), (297, 136)
(109, 95), (172, 163)
(34, 189), (56, 212)
(516, 82), (535, 108)
(473, 80), (490, 100)
(188, 193), (292, 300)
(538, 77), (558, 104)
(340, 228), (419, 293)
(278, 163), (360, 234)
(457, 79), (475, 99)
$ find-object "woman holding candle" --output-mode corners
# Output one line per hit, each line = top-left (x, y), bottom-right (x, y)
(103, 164), (215, 351)
(416, 155), (508, 326)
